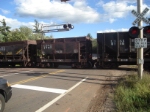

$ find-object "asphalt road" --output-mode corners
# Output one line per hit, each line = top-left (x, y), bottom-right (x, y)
(0, 66), (128, 112)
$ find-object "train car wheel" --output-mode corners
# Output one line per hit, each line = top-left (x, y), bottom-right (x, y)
(102, 63), (112, 69)
(36, 63), (40, 68)
(40, 63), (45, 68)
(54, 64), (59, 68)
(12, 64), (16, 67)
(111, 63), (118, 69)
(95, 62), (102, 69)
(21, 63), (26, 67)
(27, 63), (32, 67)
(76, 64), (81, 69)
(46, 63), (50, 68)
(71, 64), (76, 68)
(88, 61), (93, 68)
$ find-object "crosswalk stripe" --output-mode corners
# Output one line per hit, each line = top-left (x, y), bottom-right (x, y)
(12, 84), (67, 94)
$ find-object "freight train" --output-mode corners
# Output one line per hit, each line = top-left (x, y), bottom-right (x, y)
(0, 36), (93, 68)
(0, 31), (150, 69)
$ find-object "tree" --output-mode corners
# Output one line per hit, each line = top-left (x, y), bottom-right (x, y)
(19, 26), (33, 39)
(87, 33), (97, 53)
(31, 33), (43, 40)
(33, 19), (41, 33)
(0, 34), (4, 42)
(44, 34), (54, 39)
(49, 34), (54, 39)
(19, 26), (44, 40)
(33, 19), (45, 40)
(0, 19), (11, 42)
(92, 39), (97, 53)
(87, 33), (93, 39)
(9, 29), (27, 42)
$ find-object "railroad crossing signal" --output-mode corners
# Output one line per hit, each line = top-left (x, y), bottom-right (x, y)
(40, 23), (74, 33)
(129, 26), (140, 39)
(143, 26), (150, 37)
(132, 7), (150, 25)
(129, 7), (150, 38)
(63, 24), (74, 29)
(129, 26), (150, 38)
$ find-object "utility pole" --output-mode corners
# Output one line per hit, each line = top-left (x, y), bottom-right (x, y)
(137, 0), (143, 79)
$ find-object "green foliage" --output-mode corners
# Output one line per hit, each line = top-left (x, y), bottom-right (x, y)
(9, 29), (27, 41)
(0, 19), (54, 42)
(0, 19), (11, 42)
(33, 19), (41, 33)
(87, 33), (93, 39)
(19, 26), (32, 39)
(49, 34), (54, 39)
(92, 38), (97, 53)
(32, 19), (47, 40)
(86, 33), (97, 53)
(31, 33), (43, 40)
(114, 72), (150, 112)
(0, 33), (4, 42)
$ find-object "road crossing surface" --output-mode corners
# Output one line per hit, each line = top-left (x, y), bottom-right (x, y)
(0, 67), (128, 112)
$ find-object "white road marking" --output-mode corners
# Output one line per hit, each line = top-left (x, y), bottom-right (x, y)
(35, 77), (87, 112)
(14, 73), (19, 74)
(12, 84), (67, 94)
(21, 71), (31, 73)
(0, 74), (16, 77)
(0, 70), (32, 77)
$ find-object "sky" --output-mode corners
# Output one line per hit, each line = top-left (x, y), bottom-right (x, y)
(0, 0), (150, 38)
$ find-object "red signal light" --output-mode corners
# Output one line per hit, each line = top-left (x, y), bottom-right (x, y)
(147, 29), (150, 33)
(131, 29), (138, 34)
(129, 26), (140, 39)
(144, 26), (150, 38)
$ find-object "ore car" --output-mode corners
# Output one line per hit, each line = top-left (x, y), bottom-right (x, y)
(0, 40), (37, 67)
(36, 36), (93, 68)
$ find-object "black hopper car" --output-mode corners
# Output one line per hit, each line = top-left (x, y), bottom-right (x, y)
(95, 31), (150, 69)
(0, 32), (150, 69)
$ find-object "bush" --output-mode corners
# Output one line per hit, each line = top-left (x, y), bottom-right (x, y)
(114, 72), (150, 112)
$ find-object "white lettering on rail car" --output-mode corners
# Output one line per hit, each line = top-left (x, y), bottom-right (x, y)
(111, 40), (116, 46)
(120, 40), (124, 45)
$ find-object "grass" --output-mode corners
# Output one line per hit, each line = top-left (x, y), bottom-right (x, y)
(114, 72), (150, 112)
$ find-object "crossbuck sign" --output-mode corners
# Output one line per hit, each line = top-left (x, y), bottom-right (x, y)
(132, 7), (150, 25)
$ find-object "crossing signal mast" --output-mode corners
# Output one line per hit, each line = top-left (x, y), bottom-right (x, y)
(39, 0), (73, 33)
(129, 0), (150, 79)
(41, 23), (74, 33)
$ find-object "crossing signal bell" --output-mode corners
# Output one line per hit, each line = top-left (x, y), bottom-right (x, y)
(129, 26), (140, 39)
(143, 26), (150, 38)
